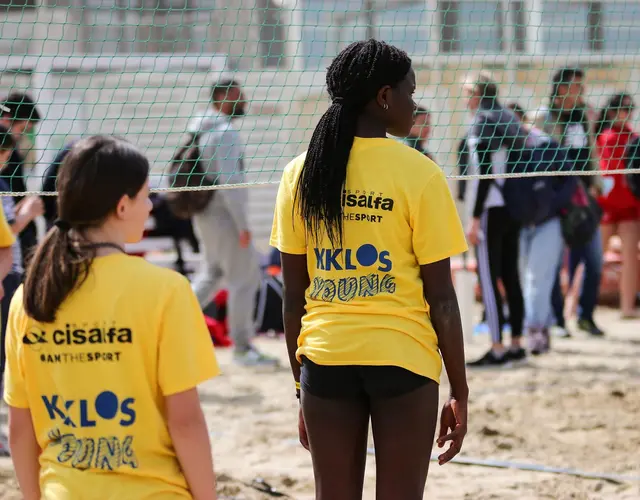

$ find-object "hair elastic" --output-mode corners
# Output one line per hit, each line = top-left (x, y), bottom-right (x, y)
(54, 219), (71, 232)
(332, 97), (345, 105)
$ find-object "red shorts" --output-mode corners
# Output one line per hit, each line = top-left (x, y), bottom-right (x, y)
(601, 205), (640, 225)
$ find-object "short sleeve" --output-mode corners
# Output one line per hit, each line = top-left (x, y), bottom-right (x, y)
(158, 276), (220, 396)
(0, 201), (16, 248)
(412, 169), (469, 265)
(269, 162), (307, 255)
(4, 287), (29, 408)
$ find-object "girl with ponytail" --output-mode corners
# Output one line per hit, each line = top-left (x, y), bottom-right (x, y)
(5, 136), (219, 500)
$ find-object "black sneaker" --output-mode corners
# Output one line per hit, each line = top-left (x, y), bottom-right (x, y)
(577, 318), (605, 337)
(506, 347), (527, 362)
(467, 349), (509, 367)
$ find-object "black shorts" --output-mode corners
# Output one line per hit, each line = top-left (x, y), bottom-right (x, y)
(300, 356), (432, 400)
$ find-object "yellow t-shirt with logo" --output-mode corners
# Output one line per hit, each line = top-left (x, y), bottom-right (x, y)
(4, 253), (219, 499)
(270, 137), (468, 383)
(0, 200), (16, 247)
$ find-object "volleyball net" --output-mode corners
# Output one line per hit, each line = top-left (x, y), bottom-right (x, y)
(1, 0), (640, 194)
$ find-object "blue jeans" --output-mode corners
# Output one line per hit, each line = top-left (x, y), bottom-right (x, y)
(552, 227), (603, 325)
(520, 218), (564, 329)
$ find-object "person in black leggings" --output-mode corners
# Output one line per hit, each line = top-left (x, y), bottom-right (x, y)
(464, 73), (525, 367)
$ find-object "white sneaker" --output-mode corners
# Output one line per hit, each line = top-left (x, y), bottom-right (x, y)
(233, 347), (280, 367)
(550, 325), (572, 338)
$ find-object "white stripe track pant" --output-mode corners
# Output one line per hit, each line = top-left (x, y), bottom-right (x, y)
(476, 206), (524, 344)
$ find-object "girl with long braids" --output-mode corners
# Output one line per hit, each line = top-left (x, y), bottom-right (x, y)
(271, 40), (469, 499)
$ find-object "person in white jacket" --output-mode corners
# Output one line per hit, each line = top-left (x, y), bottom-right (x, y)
(189, 79), (279, 367)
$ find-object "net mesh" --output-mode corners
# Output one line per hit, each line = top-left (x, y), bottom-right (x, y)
(1, 0), (640, 195)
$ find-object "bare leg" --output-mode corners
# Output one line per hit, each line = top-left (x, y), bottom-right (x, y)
(618, 220), (640, 316)
(370, 380), (439, 500)
(301, 391), (370, 500)
(600, 223), (616, 269)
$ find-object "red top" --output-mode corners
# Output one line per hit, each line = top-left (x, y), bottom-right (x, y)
(596, 125), (640, 212)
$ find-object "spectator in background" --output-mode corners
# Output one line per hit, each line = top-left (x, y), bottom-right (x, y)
(0, 127), (25, 456)
(406, 105), (435, 161)
(507, 102), (526, 122)
(41, 140), (77, 229)
(595, 92), (640, 318)
(464, 72), (525, 366)
(189, 79), (278, 367)
(518, 109), (578, 354)
(0, 126), (42, 333)
(542, 68), (605, 337)
(0, 93), (43, 267)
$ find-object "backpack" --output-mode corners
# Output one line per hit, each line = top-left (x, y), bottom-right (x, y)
(165, 133), (216, 219)
(559, 179), (602, 248)
(500, 137), (576, 226)
(201, 273), (284, 335)
(624, 134), (640, 200)
(253, 273), (284, 334)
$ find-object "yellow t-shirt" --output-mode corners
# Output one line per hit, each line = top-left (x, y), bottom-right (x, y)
(270, 137), (468, 383)
(4, 253), (219, 499)
(0, 200), (16, 247)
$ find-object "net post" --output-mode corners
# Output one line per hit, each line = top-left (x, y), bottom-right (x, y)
(455, 252), (477, 345)
(525, 0), (545, 56)
(26, 2), (61, 193)
(425, 0), (439, 56)
(27, 62), (55, 192)
(280, 0), (305, 72)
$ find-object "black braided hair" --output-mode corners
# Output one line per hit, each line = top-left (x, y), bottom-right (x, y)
(295, 39), (412, 247)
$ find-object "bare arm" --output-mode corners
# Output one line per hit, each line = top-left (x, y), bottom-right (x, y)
(421, 258), (469, 464)
(12, 196), (44, 235)
(420, 258), (468, 401)
(8, 406), (40, 500)
(166, 388), (217, 500)
(280, 253), (310, 389)
(0, 246), (13, 282)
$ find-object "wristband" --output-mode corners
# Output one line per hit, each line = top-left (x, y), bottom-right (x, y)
(295, 381), (300, 390)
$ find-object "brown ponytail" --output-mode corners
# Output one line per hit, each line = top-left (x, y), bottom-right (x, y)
(23, 227), (95, 323)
